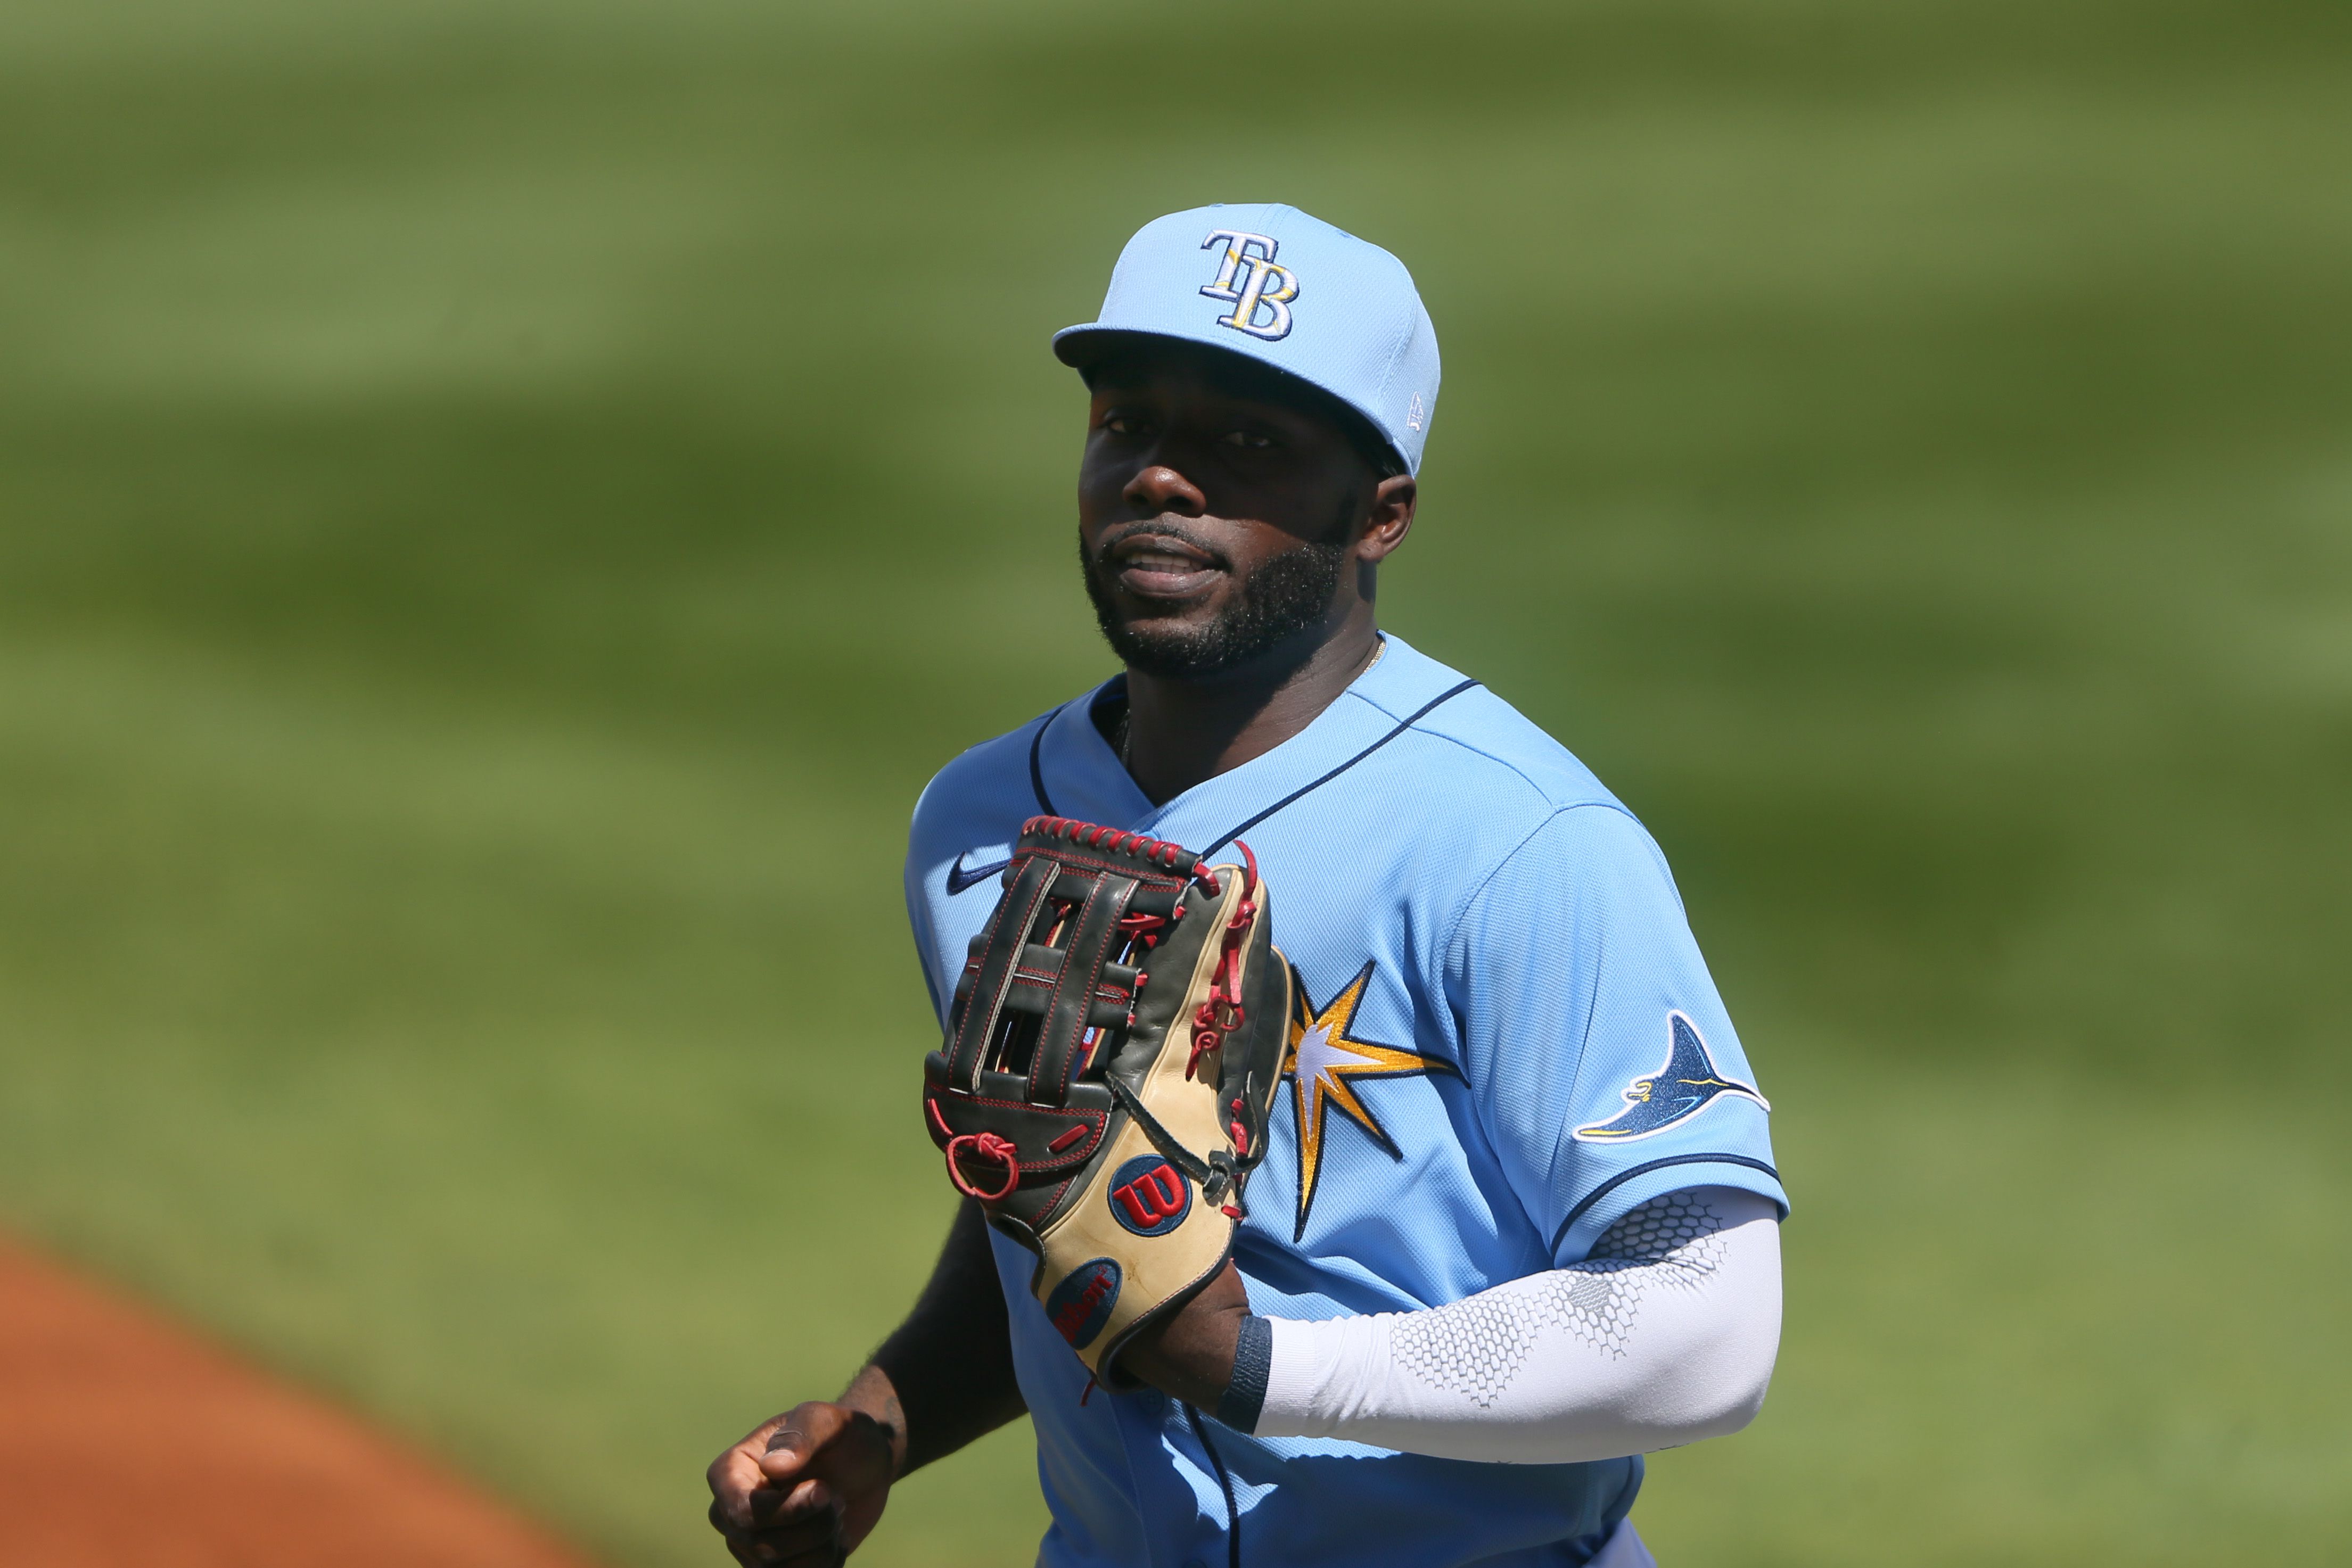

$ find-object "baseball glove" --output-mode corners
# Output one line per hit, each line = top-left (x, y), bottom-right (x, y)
(923, 815), (1290, 1385)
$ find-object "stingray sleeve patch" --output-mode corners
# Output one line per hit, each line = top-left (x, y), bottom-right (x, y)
(1574, 1011), (1769, 1142)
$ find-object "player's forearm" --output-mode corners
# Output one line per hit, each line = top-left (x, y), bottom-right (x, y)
(828, 1363), (912, 1475)
(865, 1198), (1025, 1473)
(1222, 1189), (1781, 1464)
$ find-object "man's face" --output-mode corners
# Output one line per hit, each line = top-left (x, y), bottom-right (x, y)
(1077, 341), (1384, 680)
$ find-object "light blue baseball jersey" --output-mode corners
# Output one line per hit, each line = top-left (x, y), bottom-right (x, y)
(905, 636), (1786, 1568)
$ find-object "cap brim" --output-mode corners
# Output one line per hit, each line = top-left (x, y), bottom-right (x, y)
(1051, 324), (1180, 370)
(1049, 324), (1410, 474)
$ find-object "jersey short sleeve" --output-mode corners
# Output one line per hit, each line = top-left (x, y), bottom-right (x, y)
(1445, 803), (1786, 1265)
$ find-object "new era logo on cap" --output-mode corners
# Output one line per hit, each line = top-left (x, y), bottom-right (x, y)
(1053, 203), (1443, 475)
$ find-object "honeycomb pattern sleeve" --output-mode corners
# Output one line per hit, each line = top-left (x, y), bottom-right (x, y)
(1249, 1188), (1781, 1463)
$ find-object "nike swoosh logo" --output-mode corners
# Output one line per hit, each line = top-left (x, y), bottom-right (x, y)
(946, 851), (1011, 895)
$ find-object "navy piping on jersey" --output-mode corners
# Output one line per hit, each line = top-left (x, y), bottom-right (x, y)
(1023, 676), (1482, 858)
(934, 716), (1056, 893)
(952, 679), (1478, 896)
(1196, 678), (1482, 856)
(1027, 713), (1056, 815)
(1183, 1401), (1244, 1568)
(1549, 1153), (1783, 1257)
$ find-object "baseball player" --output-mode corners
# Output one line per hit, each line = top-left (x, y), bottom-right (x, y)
(709, 204), (1786, 1568)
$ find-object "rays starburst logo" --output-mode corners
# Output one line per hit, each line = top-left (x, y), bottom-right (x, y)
(1282, 960), (1456, 1241)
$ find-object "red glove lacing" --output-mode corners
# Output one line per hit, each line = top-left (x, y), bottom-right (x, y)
(1186, 841), (1259, 1083)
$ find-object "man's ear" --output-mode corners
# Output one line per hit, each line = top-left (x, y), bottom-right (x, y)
(1356, 474), (1416, 563)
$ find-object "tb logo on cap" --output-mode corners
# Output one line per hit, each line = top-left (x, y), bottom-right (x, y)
(1200, 229), (1299, 342)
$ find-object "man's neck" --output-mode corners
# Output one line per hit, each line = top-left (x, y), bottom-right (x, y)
(1119, 614), (1381, 806)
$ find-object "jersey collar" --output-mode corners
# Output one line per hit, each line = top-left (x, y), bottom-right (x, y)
(1030, 635), (1473, 848)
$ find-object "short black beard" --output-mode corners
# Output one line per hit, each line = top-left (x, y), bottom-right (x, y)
(1083, 534), (1348, 680)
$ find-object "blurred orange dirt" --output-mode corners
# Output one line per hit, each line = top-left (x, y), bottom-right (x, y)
(0, 1235), (604, 1568)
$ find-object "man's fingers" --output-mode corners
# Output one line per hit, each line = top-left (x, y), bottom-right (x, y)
(747, 1478), (838, 1528)
(711, 1489), (845, 1563)
(719, 1525), (844, 1566)
(708, 1447), (770, 1530)
(709, 1401), (852, 1536)
(723, 1533), (843, 1568)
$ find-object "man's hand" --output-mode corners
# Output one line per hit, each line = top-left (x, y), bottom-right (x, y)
(703, 1204), (1023, 1562)
(706, 1397), (898, 1567)
(1116, 1258), (1251, 1410)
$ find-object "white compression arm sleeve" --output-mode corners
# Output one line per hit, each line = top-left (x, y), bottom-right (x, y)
(1241, 1187), (1781, 1464)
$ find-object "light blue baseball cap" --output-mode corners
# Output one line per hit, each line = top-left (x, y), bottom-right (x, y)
(1054, 203), (1442, 475)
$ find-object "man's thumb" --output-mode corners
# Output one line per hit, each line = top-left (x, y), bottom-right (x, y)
(757, 1405), (841, 1482)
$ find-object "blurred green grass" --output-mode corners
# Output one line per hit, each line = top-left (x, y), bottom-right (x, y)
(3, 1), (2349, 1563)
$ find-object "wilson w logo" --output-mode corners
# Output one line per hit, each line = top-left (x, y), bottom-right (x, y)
(1107, 1156), (1191, 1235)
(1200, 229), (1299, 341)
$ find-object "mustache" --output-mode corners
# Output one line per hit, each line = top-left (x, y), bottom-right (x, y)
(1088, 517), (1233, 571)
